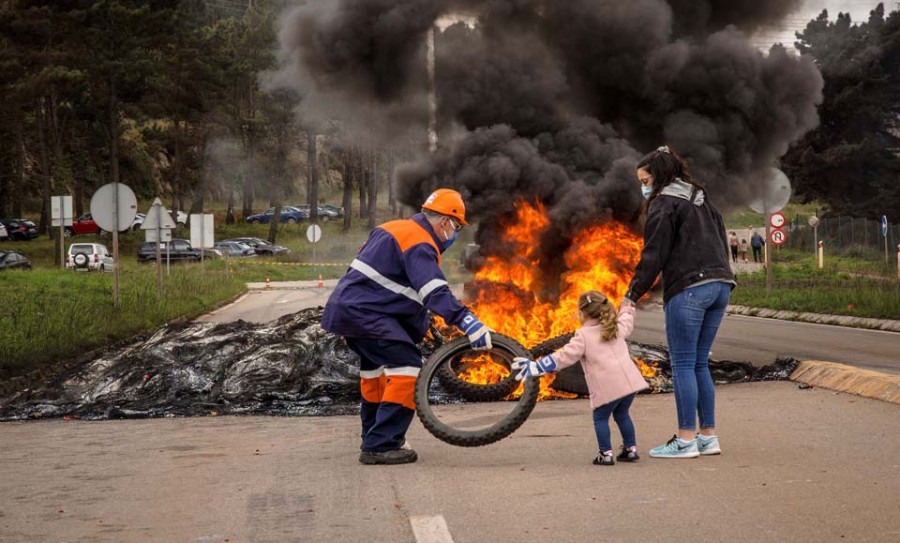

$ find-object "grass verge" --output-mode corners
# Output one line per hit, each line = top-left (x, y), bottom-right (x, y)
(0, 263), (245, 379)
(731, 263), (900, 320)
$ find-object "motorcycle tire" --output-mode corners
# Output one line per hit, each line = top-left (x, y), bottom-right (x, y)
(415, 334), (540, 447)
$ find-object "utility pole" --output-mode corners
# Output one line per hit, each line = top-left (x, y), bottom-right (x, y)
(427, 26), (437, 153)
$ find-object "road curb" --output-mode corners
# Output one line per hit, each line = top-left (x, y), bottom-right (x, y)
(728, 305), (900, 332)
(247, 279), (339, 290)
(791, 361), (900, 405)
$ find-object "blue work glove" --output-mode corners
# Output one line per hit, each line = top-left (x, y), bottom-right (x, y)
(511, 355), (558, 381)
(459, 312), (492, 351)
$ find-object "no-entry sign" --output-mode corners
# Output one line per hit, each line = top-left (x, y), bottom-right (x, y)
(770, 211), (786, 229)
(770, 229), (787, 246)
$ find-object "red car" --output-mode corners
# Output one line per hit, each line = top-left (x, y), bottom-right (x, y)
(65, 213), (102, 237)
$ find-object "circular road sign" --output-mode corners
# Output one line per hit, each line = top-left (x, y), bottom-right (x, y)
(90, 183), (137, 232)
(749, 168), (792, 214)
(770, 229), (787, 246)
(306, 224), (322, 244)
(770, 211), (786, 229)
(808, 215), (820, 228)
(882, 215), (889, 237)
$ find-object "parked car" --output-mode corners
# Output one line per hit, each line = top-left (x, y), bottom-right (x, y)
(0, 250), (31, 270)
(132, 210), (187, 230)
(0, 219), (39, 241)
(67, 243), (114, 272)
(320, 204), (345, 219)
(223, 237), (290, 255)
(130, 213), (146, 231)
(213, 241), (256, 257)
(295, 204), (341, 222)
(0, 222), (7, 241)
(245, 206), (307, 224)
(138, 239), (221, 263)
(65, 212), (103, 237)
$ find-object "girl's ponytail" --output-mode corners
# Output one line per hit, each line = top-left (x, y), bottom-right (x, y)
(577, 291), (618, 342)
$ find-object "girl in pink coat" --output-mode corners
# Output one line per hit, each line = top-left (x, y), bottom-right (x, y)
(513, 290), (649, 465)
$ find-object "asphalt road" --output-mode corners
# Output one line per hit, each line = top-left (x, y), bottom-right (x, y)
(199, 283), (900, 375)
(2, 383), (898, 542)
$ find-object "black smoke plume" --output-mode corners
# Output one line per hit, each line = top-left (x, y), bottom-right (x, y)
(273, 0), (822, 269)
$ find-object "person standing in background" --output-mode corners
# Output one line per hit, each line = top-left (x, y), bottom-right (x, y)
(750, 230), (765, 263)
(728, 231), (739, 263)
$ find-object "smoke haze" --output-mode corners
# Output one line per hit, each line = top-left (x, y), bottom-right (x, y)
(272, 0), (824, 264)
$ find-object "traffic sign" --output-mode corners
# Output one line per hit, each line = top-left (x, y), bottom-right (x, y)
(51, 196), (73, 227)
(90, 183), (137, 232)
(882, 215), (888, 237)
(770, 212), (786, 229)
(145, 229), (172, 243)
(190, 214), (214, 248)
(141, 198), (178, 230)
(749, 168), (792, 214)
(770, 229), (787, 246)
(808, 215), (819, 228)
(306, 224), (322, 244)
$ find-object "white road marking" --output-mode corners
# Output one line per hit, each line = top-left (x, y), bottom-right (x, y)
(410, 515), (455, 543)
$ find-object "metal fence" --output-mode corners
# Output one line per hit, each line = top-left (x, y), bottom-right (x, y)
(781, 215), (900, 263)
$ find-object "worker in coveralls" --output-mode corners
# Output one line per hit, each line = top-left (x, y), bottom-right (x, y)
(322, 188), (492, 465)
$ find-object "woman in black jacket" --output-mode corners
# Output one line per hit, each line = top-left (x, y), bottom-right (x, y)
(623, 146), (735, 459)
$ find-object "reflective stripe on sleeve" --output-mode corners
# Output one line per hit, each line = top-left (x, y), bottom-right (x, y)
(350, 259), (423, 304)
(418, 278), (448, 301)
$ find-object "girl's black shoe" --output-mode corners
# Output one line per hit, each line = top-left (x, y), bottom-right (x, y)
(617, 446), (640, 462)
(593, 451), (614, 466)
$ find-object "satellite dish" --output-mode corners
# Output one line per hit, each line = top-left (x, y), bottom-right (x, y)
(748, 168), (792, 214)
(90, 183), (138, 232)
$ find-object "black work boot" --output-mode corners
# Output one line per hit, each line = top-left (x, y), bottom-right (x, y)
(359, 448), (418, 465)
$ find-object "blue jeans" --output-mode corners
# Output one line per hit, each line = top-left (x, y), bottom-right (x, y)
(664, 281), (731, 431)
(592, 393), (637, 452)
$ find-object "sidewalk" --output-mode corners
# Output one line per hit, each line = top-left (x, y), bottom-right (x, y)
(2, 382), (898, 542)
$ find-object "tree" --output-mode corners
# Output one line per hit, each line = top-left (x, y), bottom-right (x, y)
(785, 4), (900, 217)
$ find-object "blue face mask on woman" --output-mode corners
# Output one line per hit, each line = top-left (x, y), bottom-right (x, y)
(641, 185), (654, 200)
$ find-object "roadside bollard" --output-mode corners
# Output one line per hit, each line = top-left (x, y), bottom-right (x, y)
(818, 241), (824, 269)
(266, 277), (271, 290)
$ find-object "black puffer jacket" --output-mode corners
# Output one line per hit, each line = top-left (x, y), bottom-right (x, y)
(625, 180), (735, 304)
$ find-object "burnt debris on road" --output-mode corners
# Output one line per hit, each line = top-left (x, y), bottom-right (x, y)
(0, 309), (798, 422)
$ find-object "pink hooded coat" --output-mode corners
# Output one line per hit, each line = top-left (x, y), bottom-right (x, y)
(551, 305), (648, 409)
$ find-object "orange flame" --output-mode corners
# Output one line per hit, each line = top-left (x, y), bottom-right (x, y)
(634, 357), (659, 378)
(446, 200), (654, 398)
(455, 353), (510, 384)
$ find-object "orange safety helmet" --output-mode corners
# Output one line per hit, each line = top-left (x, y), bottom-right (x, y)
(421, 188), (469, 225)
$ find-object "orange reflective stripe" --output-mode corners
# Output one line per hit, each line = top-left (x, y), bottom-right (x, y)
(381, 375), (417, 410)
(360, 375), (387, 403)
(380, 220), (442, 267)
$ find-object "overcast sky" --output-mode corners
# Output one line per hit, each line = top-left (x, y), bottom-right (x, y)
(752, 0), (894, 48)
